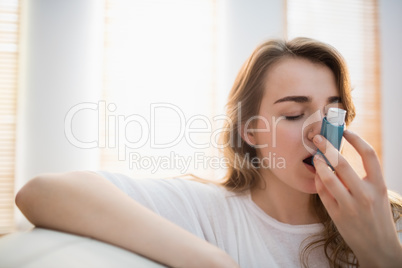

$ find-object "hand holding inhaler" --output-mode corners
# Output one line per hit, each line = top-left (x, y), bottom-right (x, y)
(312, 109), (402, 267)
(312, 107), (346, 169)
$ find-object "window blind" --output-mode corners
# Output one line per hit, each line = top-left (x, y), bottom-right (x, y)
(287, 0), (380, 176)
(0, 0), (19, 234)
(101, 0), (220, 179)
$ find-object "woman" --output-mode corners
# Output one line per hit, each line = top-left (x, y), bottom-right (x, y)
(16, 38), (402, 267)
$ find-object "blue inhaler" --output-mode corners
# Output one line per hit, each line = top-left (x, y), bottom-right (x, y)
(312, 108), (346, 169)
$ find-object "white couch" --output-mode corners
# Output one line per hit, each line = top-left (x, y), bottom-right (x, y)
(0, 228), (166, 268)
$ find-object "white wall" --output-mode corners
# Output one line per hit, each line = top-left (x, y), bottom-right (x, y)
(16, 0), (104, 185)
(217, 0), (284, 110)
(379, 0), (402, 194)
(15, 0), (105, 228)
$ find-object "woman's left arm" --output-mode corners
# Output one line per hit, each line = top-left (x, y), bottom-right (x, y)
(313, 129), (402, 267)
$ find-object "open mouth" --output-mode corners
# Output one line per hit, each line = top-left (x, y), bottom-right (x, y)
(303, 155), (315, 167)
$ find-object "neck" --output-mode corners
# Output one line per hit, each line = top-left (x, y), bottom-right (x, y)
(250, 169), (319, 225)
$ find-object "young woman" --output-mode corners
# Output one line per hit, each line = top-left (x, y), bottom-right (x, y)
(16, 38), (402, 268)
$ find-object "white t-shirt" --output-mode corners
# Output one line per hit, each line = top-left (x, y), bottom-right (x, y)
(96, 171), (402, 268)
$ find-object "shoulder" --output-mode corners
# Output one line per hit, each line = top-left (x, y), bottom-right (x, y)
(146, 177), (231, 207)
(95, 170), (230, 203)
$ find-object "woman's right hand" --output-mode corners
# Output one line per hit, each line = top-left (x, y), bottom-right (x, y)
(16, 171), (239, 268)
(313, 130), (402, 267)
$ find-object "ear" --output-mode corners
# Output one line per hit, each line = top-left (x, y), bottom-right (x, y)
(239, 124), (257, 146)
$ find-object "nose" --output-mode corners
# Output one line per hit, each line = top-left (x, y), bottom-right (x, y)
(302, 109), (323, 142)
(301, 110), (323, 155)
(306, 120), (322, 141)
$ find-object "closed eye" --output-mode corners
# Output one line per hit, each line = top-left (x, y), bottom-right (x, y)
(284, 114), (304, 121)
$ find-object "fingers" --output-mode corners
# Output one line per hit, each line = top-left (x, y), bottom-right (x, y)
(342, 130), (383, 182)
(313, 134), (362, 196)
(314, 172), (338, 212)
(313, 154), (351, 206)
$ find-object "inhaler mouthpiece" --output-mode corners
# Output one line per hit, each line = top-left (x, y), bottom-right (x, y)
(326, 108), (346, 126)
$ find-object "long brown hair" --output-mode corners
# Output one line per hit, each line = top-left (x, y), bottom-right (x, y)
(218, 37), (402, 267)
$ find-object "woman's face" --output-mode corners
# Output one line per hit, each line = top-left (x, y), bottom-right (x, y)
(246, 57), (343, 194)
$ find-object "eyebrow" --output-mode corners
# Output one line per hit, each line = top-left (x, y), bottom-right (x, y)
(273, 95), (341, 104)
(328, 96), (341, 103)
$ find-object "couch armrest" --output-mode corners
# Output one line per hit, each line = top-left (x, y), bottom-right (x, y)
(0, 228), (166, 268)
